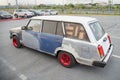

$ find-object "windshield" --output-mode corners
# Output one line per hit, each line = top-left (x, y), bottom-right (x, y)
(3, 12), (10, 15)
(0, 11), (10, 15)
(89, 22), (105, 41)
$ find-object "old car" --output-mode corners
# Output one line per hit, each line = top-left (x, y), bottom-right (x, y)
(9, 16), (113, 68)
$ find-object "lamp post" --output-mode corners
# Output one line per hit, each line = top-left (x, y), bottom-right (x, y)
(108, 0), (113, 11)
(15, 0), (18, 9)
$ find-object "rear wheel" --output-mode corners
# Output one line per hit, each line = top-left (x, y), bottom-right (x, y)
(13, 36), (22, 48)
(14, 14), (18, 18)
(58, 51), (76, 68)
(24, 14), (28, 18)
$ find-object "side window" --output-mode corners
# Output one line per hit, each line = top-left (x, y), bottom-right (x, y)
(42, 21), (57, 35)
(56, 22), (63, 36)
(16, 10), (19, 12)
(27, 20), (41, 32)
(64, 22), (89, 41)
(19, 10), (22, 12)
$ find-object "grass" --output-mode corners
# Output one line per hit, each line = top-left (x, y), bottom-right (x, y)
(59, 13), (120, 16)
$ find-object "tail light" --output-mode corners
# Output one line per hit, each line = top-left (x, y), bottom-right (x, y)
(107, 35), (111, 44)
(98, 45), (104, 57)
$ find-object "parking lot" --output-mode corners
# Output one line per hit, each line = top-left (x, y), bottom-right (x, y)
(0, 15), (120, 80)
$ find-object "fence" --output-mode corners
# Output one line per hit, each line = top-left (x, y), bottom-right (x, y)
(59, 8), (120, 15)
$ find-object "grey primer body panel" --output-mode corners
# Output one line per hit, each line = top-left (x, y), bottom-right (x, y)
(22, 30), (40, 50)
(9, 27), (22, 40)
(62, 38), (100, 65)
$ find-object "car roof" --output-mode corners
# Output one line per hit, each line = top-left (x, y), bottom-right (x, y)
(31, 15), (97, 23)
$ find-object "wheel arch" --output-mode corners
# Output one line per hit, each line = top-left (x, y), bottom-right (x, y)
(11, 33), (19, 38)
(11, 33), (22, 42)
(55, 48), (78, 61)
(57, 49), (77, 67)
(14, 14), (17, 16)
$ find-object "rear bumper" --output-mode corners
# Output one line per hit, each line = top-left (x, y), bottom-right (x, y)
(92, 44), (113, 67)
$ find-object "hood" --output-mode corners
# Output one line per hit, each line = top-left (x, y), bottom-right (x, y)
(9, 27), (22, 33)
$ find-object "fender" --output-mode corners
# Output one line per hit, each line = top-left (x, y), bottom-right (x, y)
(11, 32), (23, 44)
(54, 46), (79, 60)
(11, 33), (19, 38)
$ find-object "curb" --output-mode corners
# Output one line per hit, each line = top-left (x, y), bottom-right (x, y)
(0, 18), (25, 22)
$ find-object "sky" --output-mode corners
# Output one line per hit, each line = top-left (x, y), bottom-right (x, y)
(0, 0), (120, 6)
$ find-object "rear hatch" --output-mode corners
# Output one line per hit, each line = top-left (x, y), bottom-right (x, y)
(97, 34), (111, 56)
(89, 22), (111, 58)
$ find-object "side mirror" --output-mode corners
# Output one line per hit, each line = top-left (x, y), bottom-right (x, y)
(21, 26), (27, 30)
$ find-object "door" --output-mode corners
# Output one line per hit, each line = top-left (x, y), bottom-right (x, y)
(22, 19), (42, 50)
(17, 9), (24, 16)
(40, 21), (64, 54)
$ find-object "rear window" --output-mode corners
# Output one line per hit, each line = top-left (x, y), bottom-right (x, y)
(89, 22), (105, 41)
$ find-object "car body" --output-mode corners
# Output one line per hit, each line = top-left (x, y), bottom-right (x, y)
(0, 11), (13, 19)
(28, 9), (42, 16)
(9, 16), (113, 68)
(39, 10), (50, 16)
(48, 10), (58, 15)
(13, 9), (34, 18)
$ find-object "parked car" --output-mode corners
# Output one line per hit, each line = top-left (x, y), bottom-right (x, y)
(9, 16), (113, 68)
(0, 11), (13, 19)
(13, 9), (34, 18)
(39, 10), (50, 16)
(48, 10), (58, 15)
(28, 9), (42, 16)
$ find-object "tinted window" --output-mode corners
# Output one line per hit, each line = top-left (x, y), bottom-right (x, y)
(64, 22), (89, 41)
(27, 20), (41, 32)
(42, 21), (57, 34)
(18, 10), (22, 12)
(15, 10), (19, 12)
(89, 22), (105, 41)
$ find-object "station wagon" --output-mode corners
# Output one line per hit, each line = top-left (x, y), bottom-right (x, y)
(9, 16), (113, 68)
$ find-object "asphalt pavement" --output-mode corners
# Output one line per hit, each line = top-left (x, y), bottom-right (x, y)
(0, 16), (120, 80)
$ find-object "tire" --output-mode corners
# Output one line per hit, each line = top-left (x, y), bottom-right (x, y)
(58, 51), (76, 68)
(13, 36), (22, 48)
(24, 14), (28, 18)
(14, 14), (18, 18)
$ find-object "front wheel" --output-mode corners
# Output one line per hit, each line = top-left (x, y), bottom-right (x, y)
(58, 51), (76, 68)
(24, 14), (28, 18)
(14, 14), (18, 18)
(13, 36), (22, 48)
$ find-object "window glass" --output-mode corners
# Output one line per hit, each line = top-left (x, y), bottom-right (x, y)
(64, 22), (89, 41)
(89, 22), (105, 41)
(42, 21), (57, 34)
(18, 10), (22, 12)
(27, 20), (41, 32)
(56, 22), (63, 36)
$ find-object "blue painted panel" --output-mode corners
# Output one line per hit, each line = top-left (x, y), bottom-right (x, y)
(39, 33), (63, 54)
